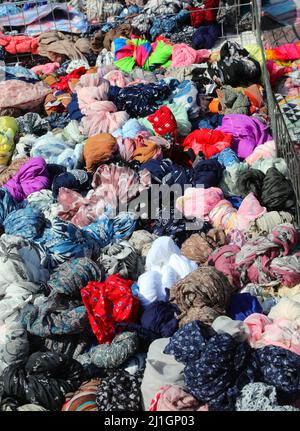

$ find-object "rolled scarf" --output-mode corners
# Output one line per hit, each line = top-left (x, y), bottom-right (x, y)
(26, 189), (58, 220)
(192, 159), (223, 188)
(96, 369), (143, 411)
(108, 81), (171, 118)
(112, 36), (153, 72)
(3, 157), (50, 202)
(252, 157), (288, 176)
(140, 301), (179, 338)
(181, 233), (212, 265)
(0, 187), (19, 229)
(103, 69), (130, 88)
(62, 379), (101, 411)
(164, 321), (252, 411)
(41, 335), (88, 362)
(168, 79), (200, 119)
(4, 207), (45, 240)
(227, 293), (263, 321)
(82, 211), (137, 245)
(98, 240), (144, 280)
(268, 296), (300, 322)
(216, 114), (272, 159)
(245, 139), (277, 165)
(270, 254), (300, 287)
(30, 132), (83, 170)
(209, 192), (258, 247)
(236, 382), (299, 411)
(246, 211), (295, 241)
(128, 230), (158, 257)
(89, 332), (139, 369)
(75, 74), (110, 103)
(210, 148), (240, 167)
(0, 234), (48, 324)
(58, 164), (150, 228)
(81, 274), (140, 344)
(116, 137), (135, 162)
(261, 167), (296, 212)
(251, 345), (300, 403)
(176, 187), (223, 219)
(16, 112), (50, 137)
(208, 244), (241, 288)
(170, 44), (210, 68)
(112, 118), (146, 139)
(55, 187), (101, 227)
(76, 74), (129, 136)
(182, 128), (232, 159)
(47, 257), (104, 298)
(148, 106), (178, 142)
(150, 385), (209, 411)
(141, 338), (185, 410)
(236, 168), (265, 199)
(137, 236), (197, 308)
(20, 257), (96, 339)
(181, 229), (226, 264)
(244, 312), (300, 355)
(80, 101), (129, 137)
(36, 217), (101, 269)
(0, 322), (29, 374)
(220, 162), (249, 195)
(1, 352), (83, 411)
(52, 169), (90, 199)
(192, 23), (221, 49)
(234, 192), (267, 232)
(169, 266), (234, 326)
(91, 163), (151, 207)
(21, 295), (88, 339)
(0, 80), (49, 115)
(0, 117), (18, 166)
(208, 199), (238, 234)
(132, 139), (162, 163)
(140, 158), (191, 189)
(83, 133), (117, 172)
(139, 102), (192, 138)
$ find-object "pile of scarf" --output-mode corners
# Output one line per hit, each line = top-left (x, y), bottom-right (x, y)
(0, 2), (298, 413)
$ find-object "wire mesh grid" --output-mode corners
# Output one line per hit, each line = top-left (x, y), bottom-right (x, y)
(258, 20), (300, 224)
(274, 104), (300, 223)
(1, 0), (76, 35)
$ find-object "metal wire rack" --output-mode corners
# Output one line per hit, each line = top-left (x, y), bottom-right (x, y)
(258, 19), (300, 224)
(0, 0), (77, 35)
